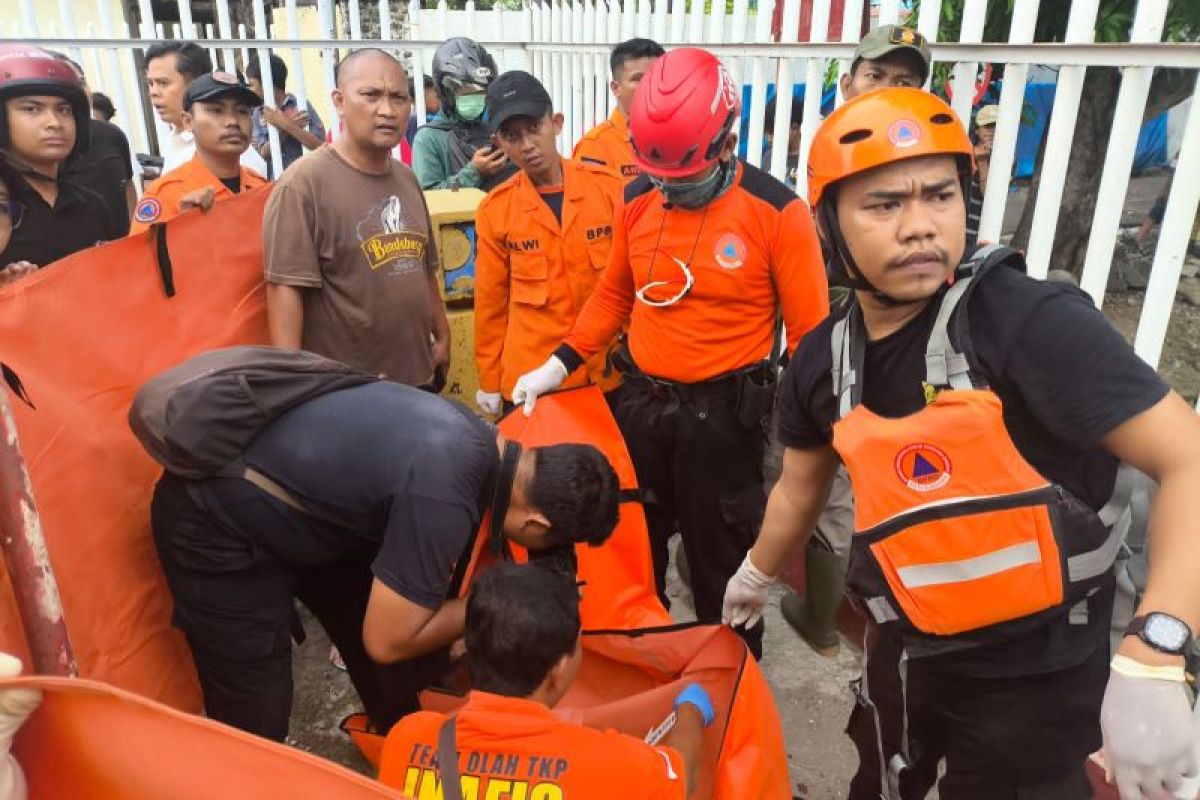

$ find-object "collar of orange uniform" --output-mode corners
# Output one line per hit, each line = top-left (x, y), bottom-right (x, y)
(611, 108), (629, 141)
(517, 157), (586, 213)
(463, 690), (559, 722)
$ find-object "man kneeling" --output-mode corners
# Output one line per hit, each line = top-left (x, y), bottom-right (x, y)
(380, 563), (712, 799)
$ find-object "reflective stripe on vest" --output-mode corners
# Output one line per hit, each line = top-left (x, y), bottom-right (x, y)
(829, 245), (1127, 639)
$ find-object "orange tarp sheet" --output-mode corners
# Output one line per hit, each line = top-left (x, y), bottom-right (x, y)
(0, 189), (274, 710)
(6, 674), (403, 799)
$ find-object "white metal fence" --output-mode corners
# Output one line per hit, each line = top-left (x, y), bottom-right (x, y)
(1, 0), (1198, 395)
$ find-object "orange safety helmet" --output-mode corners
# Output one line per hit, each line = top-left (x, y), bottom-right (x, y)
(808, 87), (973, 209)
(807, 88), (975, 303)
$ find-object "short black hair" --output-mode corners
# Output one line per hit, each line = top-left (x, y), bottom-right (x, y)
(246, 53), (288, 91)
(145, 41), (213, 83)
(466, 563), (581, 697)
(610, 38), (665, 79)
(764, 94), (803, 130)
(334, 47), (404, 87)
(528, 443), (619, 548)
(91, 91), (116, 121)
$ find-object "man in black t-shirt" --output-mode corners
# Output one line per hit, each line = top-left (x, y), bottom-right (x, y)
(151, 381), (620, 742)
(723, 89), (1200, 799)
(52, 51), (135, 235)
(0, 47), (120, 278)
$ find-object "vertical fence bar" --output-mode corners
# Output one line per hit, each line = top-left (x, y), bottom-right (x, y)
(177, 0), (197, 39)
(669, 0), (687, 43)
(770, 0), (802, 182)
(1079, 0), (1171, 306)
(728, 0), (750, 87)
(0, 393), (77, 678)
(707, 0), (726, 44)
(978, 0), (1038, 242)
(916, 0), (942, 90)
(877, 0), (900, 27)
(1134, 75), (1200, 369)
(317, 0), (339, 140)
(286, 0), (310, 113)
(687, 0), (704, 45)
(205, 23), (219, 73)
(583, 0), (598, 136)
(349, 0), (364, 40)
(253, 0), (285, 178)
(17, 0), (40, 36)
(794, 0), (833, 199)
(652, 0), (669, 43)
(947, 0), (987, 127)
(836, 0), (865, 102)
(97, 0), (151, 155)
(1025, 0), (1101, 279)
(238, 23), (251, 74)
(744, 0), (775, 169)
(215, 0), (238, 73)
(637, 0), (652, 39)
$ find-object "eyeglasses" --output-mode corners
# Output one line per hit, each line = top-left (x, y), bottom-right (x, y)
(635, 255), (694, 307)
(0, 200), (25, 229)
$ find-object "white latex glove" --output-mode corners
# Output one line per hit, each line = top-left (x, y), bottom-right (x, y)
(721, 553), (774, 629)
(1101, 655), (1199, 800)
(511, 356), (568, 416)
(475, 389), (503, 416)
(0, 653), (41, 800)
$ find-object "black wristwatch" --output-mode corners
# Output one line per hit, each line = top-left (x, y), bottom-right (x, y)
(1125, 613), (1193, 656)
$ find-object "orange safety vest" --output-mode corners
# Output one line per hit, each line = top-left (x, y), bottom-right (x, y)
(830, 246), (1125, 650)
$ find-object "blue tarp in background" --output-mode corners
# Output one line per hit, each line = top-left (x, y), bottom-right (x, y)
(739, 81), (1170, 176)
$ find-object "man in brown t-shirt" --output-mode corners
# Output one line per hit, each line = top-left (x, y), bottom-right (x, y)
(263, 48), (450, 387)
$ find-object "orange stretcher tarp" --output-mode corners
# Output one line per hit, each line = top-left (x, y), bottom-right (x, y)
(5, 673), (404, 799)
(0, 188), (275, 711)
(388, 623), (791, 800)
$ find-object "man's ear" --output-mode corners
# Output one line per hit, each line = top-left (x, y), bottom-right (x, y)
(609, 79), (620, 99)
(552, 112), (565, 135)
(719, 131), (738, 162)
(180, 110), (194, 131)
(838, 71), (852, 100)
(331, 88), (345, 118)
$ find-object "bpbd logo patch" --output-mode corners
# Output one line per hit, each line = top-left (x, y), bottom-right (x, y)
(134, 196), (162, 224)
(894, 443), (951, 492)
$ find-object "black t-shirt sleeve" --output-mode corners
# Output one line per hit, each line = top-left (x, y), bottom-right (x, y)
(777, 319), (838, 449)
(372, 498), (475, 609)
(972, 269), (1170, 448)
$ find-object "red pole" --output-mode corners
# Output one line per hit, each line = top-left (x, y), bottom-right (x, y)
(0, 389), (76, 676)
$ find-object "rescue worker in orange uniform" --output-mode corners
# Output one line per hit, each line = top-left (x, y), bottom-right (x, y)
(571, 38), (664, 184)
(723, 88), (1200, 799)
(513, 49), (829, 658)
(131, 72), (267, 233)
(379, 563), (712, 799)
(473, 71), (625, 416)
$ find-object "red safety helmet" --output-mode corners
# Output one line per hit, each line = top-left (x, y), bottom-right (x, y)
(629, 48), (740, 179)
(0, 45), (91, 158)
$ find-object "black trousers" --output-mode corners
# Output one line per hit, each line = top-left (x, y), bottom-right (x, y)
(150, 473), (448, 741)
(846, 625), (1108, 800)
(612, 377), (769, 658)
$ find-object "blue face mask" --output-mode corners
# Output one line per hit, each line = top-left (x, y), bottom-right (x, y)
(648, 160), (736, 209)
(455, 94), (486, 121)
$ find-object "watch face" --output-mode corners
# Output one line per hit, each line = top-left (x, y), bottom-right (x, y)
(1145, 614), (1191, 652)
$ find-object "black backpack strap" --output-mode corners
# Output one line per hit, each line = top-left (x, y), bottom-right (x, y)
(437, 716), (464, 800)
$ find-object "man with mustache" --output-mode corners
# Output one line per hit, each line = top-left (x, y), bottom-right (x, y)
(130, 72), (268, 233)
(725, 89), (1200, 799)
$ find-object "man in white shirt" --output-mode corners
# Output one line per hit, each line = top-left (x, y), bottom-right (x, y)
(145, 41), (268, 176)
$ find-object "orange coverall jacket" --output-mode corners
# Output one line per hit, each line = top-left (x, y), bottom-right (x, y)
(474, 158), (625, 400)
(379, 691), (687, 799)
(131, 155), (267, 234)
(572, 108), (641, 184)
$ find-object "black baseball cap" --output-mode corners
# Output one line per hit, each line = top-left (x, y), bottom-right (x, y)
(183, 71), (262, 111)
(486, 70), (552, 133)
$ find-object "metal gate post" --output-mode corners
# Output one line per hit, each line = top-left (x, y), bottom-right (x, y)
(0, 389), (76, 677)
